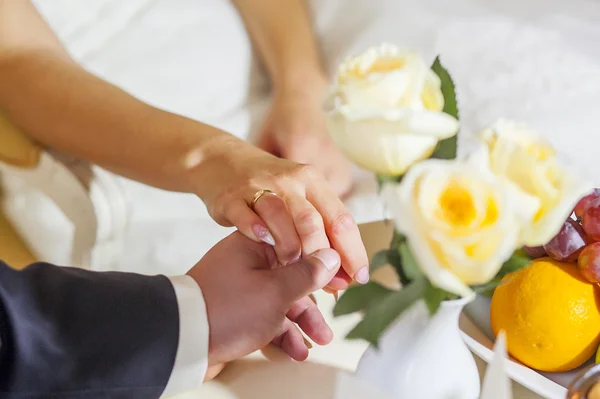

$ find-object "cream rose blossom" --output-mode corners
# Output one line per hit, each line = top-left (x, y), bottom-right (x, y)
(480, 120), (593, 246)
(326, 44), (459, 175)
(383, 150), (530, 297)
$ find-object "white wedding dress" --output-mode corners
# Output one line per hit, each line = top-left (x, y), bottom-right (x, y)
(30, 0), (600, 275)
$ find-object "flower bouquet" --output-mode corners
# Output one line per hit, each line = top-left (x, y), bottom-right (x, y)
(325, 43), (595, 398)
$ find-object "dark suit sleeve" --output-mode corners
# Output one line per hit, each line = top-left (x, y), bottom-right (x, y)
(0, 261), (179, 399)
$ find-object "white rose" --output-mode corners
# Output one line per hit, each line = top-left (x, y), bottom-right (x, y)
(383, 150), (528, 297)
(326, 43), (459, 175)
(480, 120), (593, 246)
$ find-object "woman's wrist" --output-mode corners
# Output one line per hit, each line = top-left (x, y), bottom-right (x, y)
(185, 132), (258, 202)
(273, 69), (328, 102)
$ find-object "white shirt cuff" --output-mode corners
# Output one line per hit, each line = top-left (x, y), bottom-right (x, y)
(162, 275), (209, 397)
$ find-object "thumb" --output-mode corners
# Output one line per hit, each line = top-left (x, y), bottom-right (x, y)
(272, 248), (341, 304)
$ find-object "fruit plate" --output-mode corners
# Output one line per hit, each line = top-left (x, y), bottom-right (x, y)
(459, 295), (591, 399)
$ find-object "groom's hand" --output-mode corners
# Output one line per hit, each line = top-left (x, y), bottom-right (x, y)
(187, 232), (341, 367)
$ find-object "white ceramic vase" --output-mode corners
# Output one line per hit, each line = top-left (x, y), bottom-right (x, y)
(355, 295), (480, 399)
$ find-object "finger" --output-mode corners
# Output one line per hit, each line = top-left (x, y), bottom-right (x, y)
(327, 268), (353, 291)
(287, 296), (333, 346)
(285, 195), (330, 257)
(306, 183), (370, 285)
(253, 192), (302, 265)
(204, 363), (227, 382)
(226, 199), (276, 246)
(272, 248), (341, 304)
(272, 319), (309, 361)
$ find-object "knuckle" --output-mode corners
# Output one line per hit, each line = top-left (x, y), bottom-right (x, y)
(249, 174), (276, 189)
(330, 212), (356, 235)
(279, 246), (301, 264)
(293, 164), (318, 180)
(211, 190), (238, 226)
(294, 210), (324, 237)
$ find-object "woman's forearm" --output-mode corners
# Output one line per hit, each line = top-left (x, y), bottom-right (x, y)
(0, 0), (244, 194)
(0, 49), (240, 194)
(232, 0), (327, 96)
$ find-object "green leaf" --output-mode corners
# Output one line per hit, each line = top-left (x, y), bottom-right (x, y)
(431, 135), (458, 160)
(333, 282), (395, 316)
(390, 230), (406, 248)
(376, 174), (403, 191)
(387, 231), (410, 285)
(430, 56), (459, 160)
(499, 251), (531, 277)
(388, 248), (410, 286)
(472, 277), (503, 297)
(431, 56), (459, 119)
(472, 251), (531, 297)
(423, 281), (448, 314)
(370, 250), (391, 273)
(399, 242), (423, 280)
(346, 278), (426, 346)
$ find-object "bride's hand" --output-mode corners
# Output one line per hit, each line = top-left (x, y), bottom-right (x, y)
(193, 137), (369, 290)
(256, 91), (353, 198)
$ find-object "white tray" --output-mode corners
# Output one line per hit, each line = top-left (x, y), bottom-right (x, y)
(460, 295), (592, 399)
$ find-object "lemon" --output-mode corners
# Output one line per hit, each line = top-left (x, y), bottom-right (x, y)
(490, 258), (600, 372)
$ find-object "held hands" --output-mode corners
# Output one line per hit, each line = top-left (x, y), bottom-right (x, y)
(194, 137), (369, 291)
(187, 232), (342, 367)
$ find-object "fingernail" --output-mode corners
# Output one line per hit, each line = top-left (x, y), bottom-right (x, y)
(313, 249), (340, 271)
(253, 224), (275, 246)
(354, 266), (370, 284)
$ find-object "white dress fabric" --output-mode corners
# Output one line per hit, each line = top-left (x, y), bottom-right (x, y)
(30, 0), (600, 275)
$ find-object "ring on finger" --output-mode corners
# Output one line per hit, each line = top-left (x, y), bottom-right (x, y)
(250, 189), (278, 212)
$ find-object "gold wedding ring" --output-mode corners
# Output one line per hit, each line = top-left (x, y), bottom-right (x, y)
(250, 189), (278, 211)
